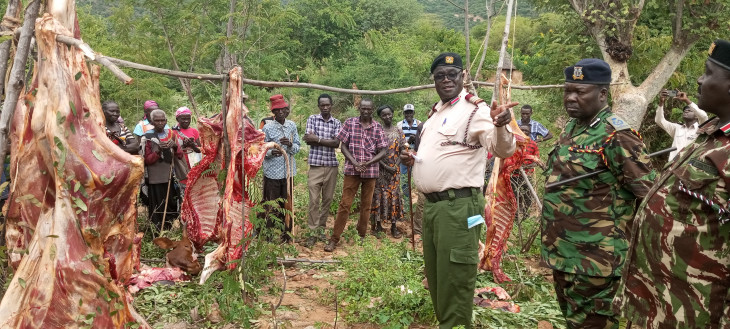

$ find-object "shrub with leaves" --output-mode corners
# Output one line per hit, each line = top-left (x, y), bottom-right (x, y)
(333, 239), (435, 328)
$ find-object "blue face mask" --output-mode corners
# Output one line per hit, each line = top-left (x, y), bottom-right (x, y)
(467, 214), (485, 229)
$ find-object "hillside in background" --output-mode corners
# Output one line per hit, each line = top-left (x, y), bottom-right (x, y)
(417, 0), (536, 31)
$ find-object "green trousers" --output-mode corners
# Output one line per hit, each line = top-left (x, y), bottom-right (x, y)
(423, 188), (484, 329)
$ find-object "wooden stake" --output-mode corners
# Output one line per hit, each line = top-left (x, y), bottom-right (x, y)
(159, 158), (175, 237)
(0, 0), (43, 185)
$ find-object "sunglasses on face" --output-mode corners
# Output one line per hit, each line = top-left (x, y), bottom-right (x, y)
(433, 72), (461, 82)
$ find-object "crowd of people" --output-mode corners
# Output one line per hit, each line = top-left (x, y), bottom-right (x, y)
(103, 100), (201, 230)
(98, 39), (730, 329)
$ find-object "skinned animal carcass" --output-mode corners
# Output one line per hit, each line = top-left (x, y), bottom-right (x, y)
(479, 75), (536, 283)
(180, 67), (283, 284)
(0, 13), (148, 328)
(179, 113), (225, 251)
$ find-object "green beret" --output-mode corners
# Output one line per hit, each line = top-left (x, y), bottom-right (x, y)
(708, 39), (730, 71)
(564, 58), (612, 85)
(431, 52), (463, 73)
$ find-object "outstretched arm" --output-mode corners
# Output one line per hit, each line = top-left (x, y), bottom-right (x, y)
(654, 90), (676, 137)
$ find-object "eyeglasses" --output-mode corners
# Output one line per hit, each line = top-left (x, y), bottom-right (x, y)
(433, 72), (461, 82)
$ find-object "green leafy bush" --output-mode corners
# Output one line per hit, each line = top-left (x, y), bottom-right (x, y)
(333, 239), (435, 327)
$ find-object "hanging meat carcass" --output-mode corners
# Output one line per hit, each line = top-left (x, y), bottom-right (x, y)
(179, 113), (225, 251)
(0, 13), (148, 328)
(479, 75), (536, 283)
(180, 67), (283, 284)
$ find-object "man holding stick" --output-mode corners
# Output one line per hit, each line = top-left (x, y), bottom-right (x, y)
(401, 52), (517, 329)
(261, 94), (300, 244)
(143, 109), (183, 231)
(541, 58), (655, 329)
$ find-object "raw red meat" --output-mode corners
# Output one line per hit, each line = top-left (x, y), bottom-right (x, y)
(0, 14), (148, 328)
(127, 266), (190, 294)
(479, 75), (536, 283)
(182, 67), (283, 284)
(179, 113), (225, 250)
(473, 285), (520, 313)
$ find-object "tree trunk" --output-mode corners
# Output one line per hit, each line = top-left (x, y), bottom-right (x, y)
(591, 31), (696, 129)
(154, 4), (199, 113)
(0, 0), (42, 181)
(0, 0), (23, 95)
(223, 0), (237, 71)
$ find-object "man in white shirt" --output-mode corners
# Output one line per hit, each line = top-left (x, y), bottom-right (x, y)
(655, 90), (709, 160)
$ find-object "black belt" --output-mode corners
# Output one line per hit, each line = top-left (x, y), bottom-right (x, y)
(424, 187), (478, 203)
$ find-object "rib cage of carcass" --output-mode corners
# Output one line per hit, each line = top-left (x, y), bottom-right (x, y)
(0, 12), (149, 328)
(478, 74), (537, 283)
(180, 67), (284, 284)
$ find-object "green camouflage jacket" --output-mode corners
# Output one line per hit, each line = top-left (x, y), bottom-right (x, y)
(541, 108), (655, 277)
(614, 117), (730, 329)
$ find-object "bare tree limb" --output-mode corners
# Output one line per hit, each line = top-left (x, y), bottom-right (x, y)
(0, 0), (42, 181)
(105, 56), (226, 81)
(55, 35), (133, 84)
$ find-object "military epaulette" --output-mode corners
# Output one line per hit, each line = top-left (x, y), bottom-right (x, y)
(465, 93), (485, 106)
(605, 114), (644, 141)
(427, 102), (439, 119)
(605, 114), (631, 131)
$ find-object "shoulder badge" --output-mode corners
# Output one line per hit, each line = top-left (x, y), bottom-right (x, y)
(465, 93), (485, 106)
(606, 114), (631, 131)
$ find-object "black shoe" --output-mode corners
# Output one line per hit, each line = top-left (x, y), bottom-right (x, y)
(391, 227), (402, 239)
(324, 240), (337, 252)
(303, 236), (317, 248)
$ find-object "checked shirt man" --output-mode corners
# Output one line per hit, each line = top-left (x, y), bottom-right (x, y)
(302, 94), (342, 248)
(325, 99), (387, 252)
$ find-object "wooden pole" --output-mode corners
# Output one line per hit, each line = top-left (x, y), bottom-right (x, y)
(474, 0), (494, 79)
(0, 0), (42, 184)
(492, 0), (515, 102)
(464, 0), (470, 70)
(159, 159), (175, 237)
(408, 167), (415, 251)
(0, 0), (23, 94)
(240, 79), (248, 302)
(221, 75), (231, 169)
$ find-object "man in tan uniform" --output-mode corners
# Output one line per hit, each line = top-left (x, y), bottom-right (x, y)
(402, 52), (516, 328)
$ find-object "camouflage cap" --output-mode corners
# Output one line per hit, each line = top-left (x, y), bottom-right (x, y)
(565, 58), (612, 85)
(708, 39), (730, 71)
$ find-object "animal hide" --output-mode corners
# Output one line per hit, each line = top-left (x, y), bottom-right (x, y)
(0, 13), (148, 328)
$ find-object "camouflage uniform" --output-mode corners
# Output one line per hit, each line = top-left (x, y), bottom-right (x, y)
(613, 117), (730, 329)
(541, 108), (655, 328)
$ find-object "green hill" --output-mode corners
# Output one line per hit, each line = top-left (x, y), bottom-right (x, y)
(417, 0), (536, 31)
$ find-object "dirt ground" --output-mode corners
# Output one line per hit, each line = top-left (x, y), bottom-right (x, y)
(256, 216), (420, 329)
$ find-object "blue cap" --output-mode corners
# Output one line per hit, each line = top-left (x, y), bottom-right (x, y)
(564, 58), (612, 85)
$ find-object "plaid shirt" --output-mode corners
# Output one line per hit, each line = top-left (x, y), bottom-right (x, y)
(338, 117), (387, 178)
(262, 120), (300, 179)
(517, 119), (550, 141)
(306, 114), (342, 167)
